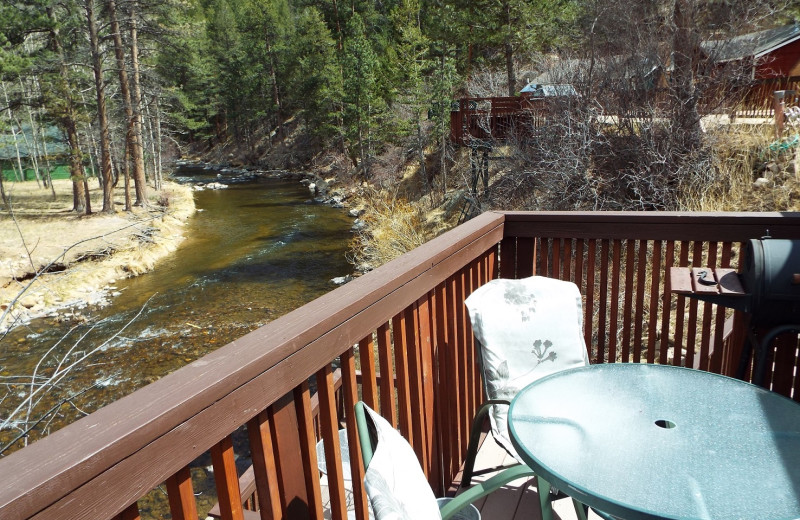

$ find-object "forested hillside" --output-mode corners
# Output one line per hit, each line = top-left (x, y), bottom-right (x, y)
(1, 0), (798, 229)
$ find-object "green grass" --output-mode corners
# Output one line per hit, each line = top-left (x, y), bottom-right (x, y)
(2, 164), (72, 182)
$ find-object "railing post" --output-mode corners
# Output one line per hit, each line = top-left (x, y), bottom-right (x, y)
(165, 466), (198, 520)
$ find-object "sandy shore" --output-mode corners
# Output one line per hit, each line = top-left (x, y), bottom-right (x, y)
(0, 179), (195, 332)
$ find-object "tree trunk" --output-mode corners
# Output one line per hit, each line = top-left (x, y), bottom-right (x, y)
(267, 40), (283, 141)
(0, 169), (7, 207)
(123, 142), (131, 210)
(144, 94), (159, 184)
(107, 0), (139, 210)
(68, 118), (90, 214)
(154, 94), (163, 190)
(46, 6), (90, 213)
(2, 81), (29, 184)
(670, 0), (701, 152)
(34, 86), (57, 200)
(504, 0), (515, 96)
(84, 0), (115, 213)
(19, 78), (44, 186)
(129, 1), (148, 198)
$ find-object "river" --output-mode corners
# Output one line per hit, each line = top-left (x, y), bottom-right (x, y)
(0, 166), (355, 472)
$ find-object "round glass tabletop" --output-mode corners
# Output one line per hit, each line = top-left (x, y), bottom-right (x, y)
(508, 363), (800, 520)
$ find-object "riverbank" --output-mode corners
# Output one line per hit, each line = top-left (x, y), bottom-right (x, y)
(0, 179), (195, 332)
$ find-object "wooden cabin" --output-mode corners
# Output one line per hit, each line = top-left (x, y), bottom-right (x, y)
(706, 23), (800, 116)
(1, 211), (800, 520)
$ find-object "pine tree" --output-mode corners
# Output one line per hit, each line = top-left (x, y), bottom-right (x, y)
(341, 13), (382, 176)
(292, 7), (344, 145)
(390, 0), (432, 187)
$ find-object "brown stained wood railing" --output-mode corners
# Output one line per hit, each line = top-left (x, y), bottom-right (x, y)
(0, 211), (504, 520)
(499, 212), (800, 384)
(2, 211), (800, 520)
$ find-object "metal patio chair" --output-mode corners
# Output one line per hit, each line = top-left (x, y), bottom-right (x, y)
(355, 401), (534, 520)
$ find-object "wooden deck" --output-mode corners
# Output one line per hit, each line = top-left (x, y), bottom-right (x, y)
(5, 212), (800, 520)
(319, 433), (605, 520)
(459, 436), (606, 520)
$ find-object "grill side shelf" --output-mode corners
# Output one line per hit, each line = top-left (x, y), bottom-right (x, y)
(669, 267), (751, 313)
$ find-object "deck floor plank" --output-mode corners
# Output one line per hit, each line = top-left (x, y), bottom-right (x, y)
(320, 433), (606, 520)
(457, 435), (606, 520)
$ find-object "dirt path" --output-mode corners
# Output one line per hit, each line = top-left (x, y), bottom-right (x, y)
(0, 179), (195, 331)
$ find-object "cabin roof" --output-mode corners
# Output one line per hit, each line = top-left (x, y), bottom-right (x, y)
(704, 23), (800, 62)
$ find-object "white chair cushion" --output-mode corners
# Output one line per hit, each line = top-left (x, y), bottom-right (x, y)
(362, 405), (441, 520)
(465, 276), (589, 459)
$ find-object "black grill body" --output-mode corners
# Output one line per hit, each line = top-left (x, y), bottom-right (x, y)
(741, 239), (800, 327)
(677, 238), (800, 385)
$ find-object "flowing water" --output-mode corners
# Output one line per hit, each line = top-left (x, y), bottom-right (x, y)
(0, 167), (355, 475)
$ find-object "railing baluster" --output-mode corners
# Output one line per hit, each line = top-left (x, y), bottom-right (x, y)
(467, 260), (482, 415)
(585, 239), (597, 355)
(246, 410), (282, 520)
(488, 243), (499, 281)
(112, 504), (140, 520)
(500, 236), (516, 278)
(376, 323), (397, 426)
(358, 336), (379, 410)
(621, 240), (636, 362)
(699, 242), (719, 369)
(792, 336), (800, 402)
(540, 237), (550, 277)
(418, 293), (440, 491)
(771, 335), (798, 396)
(673, 240), (691, 366)
(517, 237), (534, 278)
(317, 364), (348, 520)
(598, 239), (610, 363)
(552, 237), (562, 279)
(392, 310), (413, 442)
(609, 240), (622, 363)
(165, 467), (198, 520)
(454, 266), (473, 452)
(659, 241), (675, 365)
(211, 435), (245, 520)
(405, 303), (428, 469)
(434, 282), (458, 483)
(293, 382), (324, 520)
(646, 240), (663, 364)
(341, 348), (370, 520)
(575, 238), (585, 323)
(686, 241), (704, 368)
(633, 240), (647, 363)
(563, 238), (573, 282)
(447, 272), (469, 467)
(710, 242), (734, 373)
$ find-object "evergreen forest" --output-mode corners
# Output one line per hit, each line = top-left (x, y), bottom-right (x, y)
(1, 0), (799, 225)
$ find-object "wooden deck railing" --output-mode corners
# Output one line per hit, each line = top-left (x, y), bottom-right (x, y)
(1, 211), (800, 520)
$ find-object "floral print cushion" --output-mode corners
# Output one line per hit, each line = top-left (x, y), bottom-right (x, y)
(465, 276), (589, 460)
(362, 405), (441, 520)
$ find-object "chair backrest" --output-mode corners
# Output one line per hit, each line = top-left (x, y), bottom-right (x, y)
(464, 276), (589, 458)
(354, 402), (441, 520)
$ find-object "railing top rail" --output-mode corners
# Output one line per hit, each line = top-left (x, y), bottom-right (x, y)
(0, 212), (506, 520)
(499, 211), (800, 241)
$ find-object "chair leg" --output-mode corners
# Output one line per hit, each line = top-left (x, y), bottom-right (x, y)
(462, 400), (509, 487)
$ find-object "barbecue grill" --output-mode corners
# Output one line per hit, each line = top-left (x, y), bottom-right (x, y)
(670, 238), (800, 385)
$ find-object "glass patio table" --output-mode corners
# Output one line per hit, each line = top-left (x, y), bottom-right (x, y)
(508, 363), (800, 520)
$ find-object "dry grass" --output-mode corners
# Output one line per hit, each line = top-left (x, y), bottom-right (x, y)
(348, 188), (435, 272)
(682, 122), (800, 211)
(0, 179), (195, 331)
